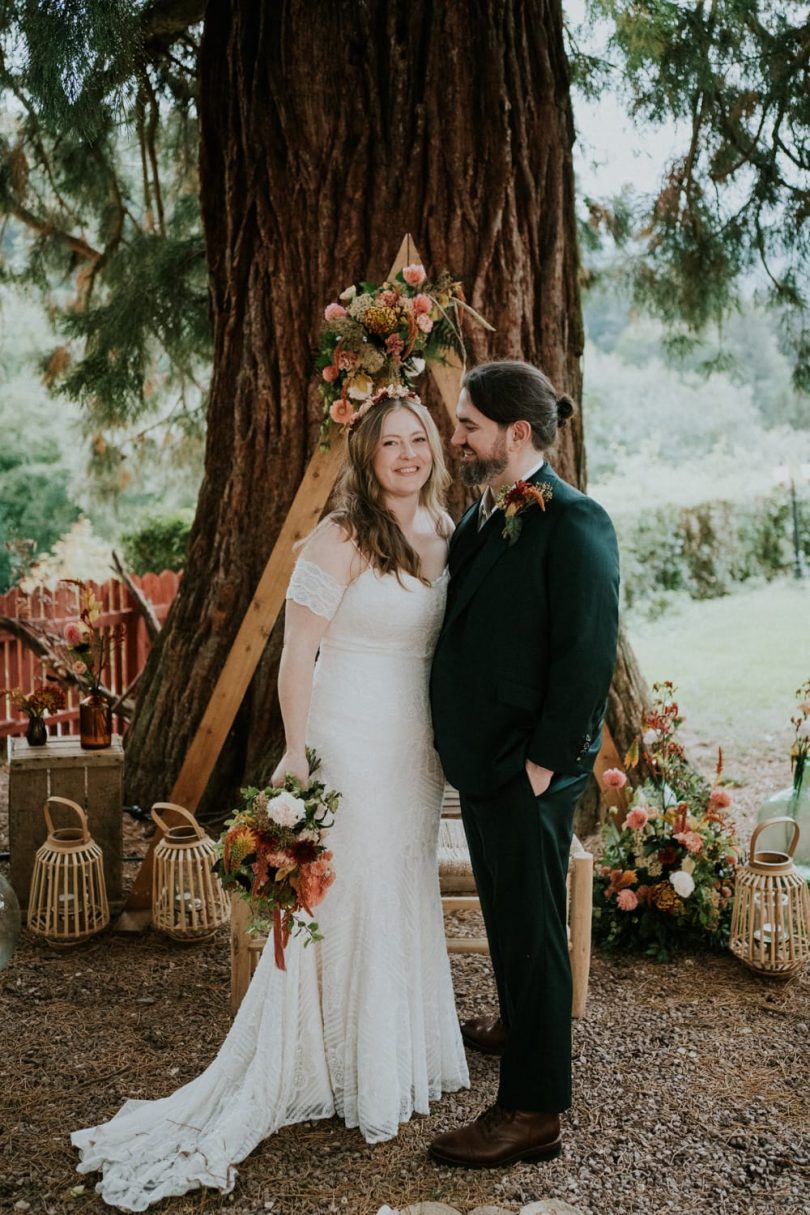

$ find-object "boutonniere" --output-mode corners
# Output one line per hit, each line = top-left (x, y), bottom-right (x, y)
(494, 479), (553, 546)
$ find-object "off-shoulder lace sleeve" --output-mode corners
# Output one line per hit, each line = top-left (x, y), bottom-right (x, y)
(285, 557), (347, 620)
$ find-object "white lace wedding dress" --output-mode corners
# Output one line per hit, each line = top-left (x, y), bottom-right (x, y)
(71, 559), (469, 1211)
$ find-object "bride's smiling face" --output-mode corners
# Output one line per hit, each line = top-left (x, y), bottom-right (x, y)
(371, 406), (433, 498)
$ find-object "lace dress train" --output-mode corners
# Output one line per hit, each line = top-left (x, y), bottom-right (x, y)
(71, 557), (468, 1210)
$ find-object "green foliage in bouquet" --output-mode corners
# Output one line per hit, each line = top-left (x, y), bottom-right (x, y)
(593, 682), (739, 961)
(213, 750), (340, 951)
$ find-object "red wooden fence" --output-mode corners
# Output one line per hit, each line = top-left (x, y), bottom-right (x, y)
(0, 572), (181, 740)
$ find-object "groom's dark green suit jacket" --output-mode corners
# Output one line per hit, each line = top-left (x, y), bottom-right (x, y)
(430, 462), (620, 795)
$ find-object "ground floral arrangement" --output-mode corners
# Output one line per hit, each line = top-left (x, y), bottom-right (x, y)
(316, 262), (491, 443)
(594, 682), (739, 961)
(213, 751), (341, 968)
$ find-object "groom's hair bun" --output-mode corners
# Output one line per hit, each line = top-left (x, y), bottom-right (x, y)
(555, 394), (575, 428)
(463, 360), (575, 450)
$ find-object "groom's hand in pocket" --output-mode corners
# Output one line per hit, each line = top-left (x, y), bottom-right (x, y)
(525, 758), (554, 797)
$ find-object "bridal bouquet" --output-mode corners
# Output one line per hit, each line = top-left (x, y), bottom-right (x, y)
(593, 682), (739, 961)
(213, 752), (340, 969)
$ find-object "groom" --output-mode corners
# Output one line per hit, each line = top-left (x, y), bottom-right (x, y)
(429, 359), (620, 1167)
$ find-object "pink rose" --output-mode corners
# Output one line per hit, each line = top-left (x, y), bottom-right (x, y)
(625, 806), (650, 830)
(616, 889), (639, 911)
(709, 788), (732, 808)
(402, 263), (426, 287)
(324, 302), (347, 322)
(64, 622), (85, 647)
(416, 313), (433, 334)
(603, 767), (628, 789)
(674, 830), (703, 855)
(413, 293), (432, 315)
(322, 365), (339, 382)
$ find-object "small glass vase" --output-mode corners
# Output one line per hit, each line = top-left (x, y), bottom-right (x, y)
(25, 715), (48, 747)
(79, 693), (112, 750)
(0, 873), (21, 970)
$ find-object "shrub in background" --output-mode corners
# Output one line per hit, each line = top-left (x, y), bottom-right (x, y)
(618, 492), (810, 613)
(121, 513), (192, 575)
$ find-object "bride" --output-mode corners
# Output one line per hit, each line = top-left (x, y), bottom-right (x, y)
(71, 386), (469, 1210)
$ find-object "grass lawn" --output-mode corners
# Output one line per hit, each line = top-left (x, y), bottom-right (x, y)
(628, 578), (808, 748)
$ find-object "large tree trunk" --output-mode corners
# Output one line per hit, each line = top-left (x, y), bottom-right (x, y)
(124, 0), (649, 825)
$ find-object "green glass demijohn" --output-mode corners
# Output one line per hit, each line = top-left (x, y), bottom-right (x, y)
(757, 751), (810, 886)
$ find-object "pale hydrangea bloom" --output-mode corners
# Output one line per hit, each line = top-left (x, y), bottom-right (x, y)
(348, 292), (375, 320)
(268, 790), (306, 829)
(358, 345), (386, 373)
(670, 869), (695, 899)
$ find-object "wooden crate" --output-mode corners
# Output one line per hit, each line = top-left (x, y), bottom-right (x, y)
(8, 735), (124, 909)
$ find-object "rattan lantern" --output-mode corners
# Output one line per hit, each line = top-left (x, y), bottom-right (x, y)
(730, 816), (810, 979)
(151, 803), (230, 942)
(28, 797), (109, 946)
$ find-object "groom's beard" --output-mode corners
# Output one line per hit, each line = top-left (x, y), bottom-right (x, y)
(459, 454), (508, 487)
(458, 433), (509, 488)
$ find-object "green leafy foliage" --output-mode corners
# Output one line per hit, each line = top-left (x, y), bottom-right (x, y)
(0, 1), (208, 499)
(614, 492), (809, 615)
(575, 1), (810, 388)
(0, 439), (81, 592)
(121, 512), (192, 575)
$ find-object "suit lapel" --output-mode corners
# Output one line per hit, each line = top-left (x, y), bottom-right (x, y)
(442, 461), (559, 634)
(443, 517), (510, 633)
(449, 499), (484, 577)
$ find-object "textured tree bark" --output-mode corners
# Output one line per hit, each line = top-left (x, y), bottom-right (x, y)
(124, 0), (649, 827)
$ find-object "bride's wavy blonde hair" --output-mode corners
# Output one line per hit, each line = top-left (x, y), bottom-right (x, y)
(331, 392), (451, 585)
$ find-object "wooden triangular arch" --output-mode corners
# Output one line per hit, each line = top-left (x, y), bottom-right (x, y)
(117, 236), (463, 927)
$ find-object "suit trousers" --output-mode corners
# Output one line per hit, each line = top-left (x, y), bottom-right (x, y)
(460, 767), (589, 1113)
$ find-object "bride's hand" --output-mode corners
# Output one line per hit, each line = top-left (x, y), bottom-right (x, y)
(271, 749), (310, 787)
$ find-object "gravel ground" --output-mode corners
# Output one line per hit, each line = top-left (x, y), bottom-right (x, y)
(1, 741), (808, 1215)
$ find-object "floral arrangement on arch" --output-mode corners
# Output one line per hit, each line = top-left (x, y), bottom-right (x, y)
(593, 681), (739, 961)
(213, 751), (341, 969)
(316, 262), (492, 444)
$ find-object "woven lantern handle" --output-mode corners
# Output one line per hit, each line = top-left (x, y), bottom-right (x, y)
(750, 816), (800, 859)
(150, 802), (206, 839)
(43, 796), (89, 841)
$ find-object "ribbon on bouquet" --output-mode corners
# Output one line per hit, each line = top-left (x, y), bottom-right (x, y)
(272, 906), (291, 970)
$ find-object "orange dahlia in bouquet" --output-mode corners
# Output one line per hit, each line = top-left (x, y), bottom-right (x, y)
(593, 682), (738, 961)
(213, 751), (341, 969)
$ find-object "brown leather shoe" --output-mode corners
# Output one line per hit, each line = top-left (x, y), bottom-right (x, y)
(459, 1014), (509, 1056)
(429, 1104), (561, 1168)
